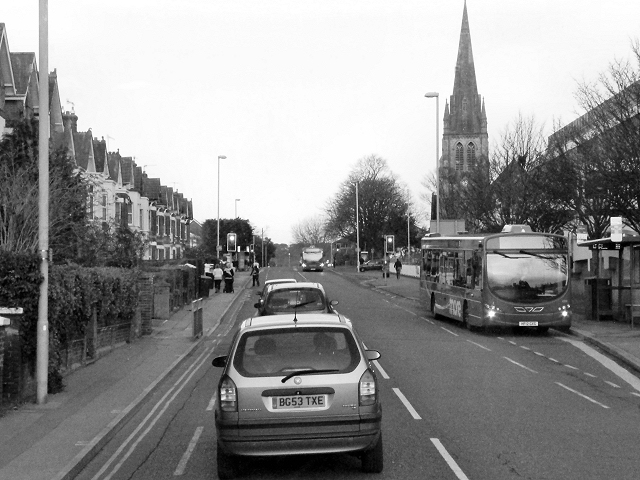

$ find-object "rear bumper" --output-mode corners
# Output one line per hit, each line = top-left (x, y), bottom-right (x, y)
(218, 429), (381, 456)
(216, 412), (381, 456)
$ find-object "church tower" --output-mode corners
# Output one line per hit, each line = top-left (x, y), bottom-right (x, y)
(441, 1), (488, 177)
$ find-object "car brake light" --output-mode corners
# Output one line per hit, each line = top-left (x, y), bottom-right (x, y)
(359, 368), (377, 406)
(219, 376), (237, 411)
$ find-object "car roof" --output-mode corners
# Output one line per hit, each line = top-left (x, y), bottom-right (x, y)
(264, 278), (297, 285)
(240, 313), (349, 330)
(268, 281), (325, 292)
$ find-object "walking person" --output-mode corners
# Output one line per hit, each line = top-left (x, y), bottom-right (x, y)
(250, 262), (260, 287)
(223, 265), (234, 293)
(394, 257), (402, 280)
(212, 264), (223, 293)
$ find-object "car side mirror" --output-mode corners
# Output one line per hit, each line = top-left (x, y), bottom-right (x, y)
(330, 299), (339, 306)
(365, 350), (381, 361)
(212, 356), (228, 367)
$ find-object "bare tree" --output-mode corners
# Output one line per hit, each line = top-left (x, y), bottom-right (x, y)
(569, 39), (640, 234)
(325, 154), (417, 254)
(291, 216), (328, 245)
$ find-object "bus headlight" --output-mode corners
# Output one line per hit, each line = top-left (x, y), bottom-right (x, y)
(485, 304), (500, 318)
(559, 304), (571, 317)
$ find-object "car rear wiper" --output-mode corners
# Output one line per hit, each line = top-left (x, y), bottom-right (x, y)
(281, 369), (340, 383)
(519, 249), (555, 260)
(491, 250), (515, 259)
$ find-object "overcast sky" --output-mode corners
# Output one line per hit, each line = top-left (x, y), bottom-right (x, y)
(3, 1), (639, 244)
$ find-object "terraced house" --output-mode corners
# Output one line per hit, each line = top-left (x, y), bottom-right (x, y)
(1, 23), (195, 260)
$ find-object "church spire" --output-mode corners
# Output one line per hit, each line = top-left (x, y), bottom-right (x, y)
(452, 1), (478, 99)
(448, 1), (484, 135)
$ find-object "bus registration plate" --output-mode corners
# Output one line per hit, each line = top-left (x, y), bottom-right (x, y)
(272, 395), (326, 410)
(519, 321), (538, 327)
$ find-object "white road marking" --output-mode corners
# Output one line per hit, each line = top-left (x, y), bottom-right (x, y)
(520, 346), (531, 351)
(556, 382), (610, 409)
(534, 351), (545, 357)
(398, 306), (417, 315)
(549, 358), (559, 363)
(173, 426), (203, 475)
(508, 341), (517, 345)
(631, 392), (640, 398)
(604, 381), (621, 389)
(467, 339), (491, 351)
(393, 388), (422, 419)
(503, 356), (538, 373)
(441, 327), (459, 337)
(373, 360), (389, 379)
(421, 316), (435, 325)
(91, 344), (218, 480)
(560, 338), (640, 392)
(430, 438), (470, 480)
(206, 396), (216, 411)
(584, 372), (597, 378)
(564, 364), (578, 370)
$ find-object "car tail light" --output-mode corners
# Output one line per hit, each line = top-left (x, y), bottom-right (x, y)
(359, 368), (377, 406)
(219, 375), (237, 411)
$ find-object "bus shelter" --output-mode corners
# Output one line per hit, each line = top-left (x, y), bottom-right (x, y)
(577, 232), (640, 326)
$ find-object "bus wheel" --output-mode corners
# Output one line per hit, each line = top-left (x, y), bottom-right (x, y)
(536, 326), (549, 334)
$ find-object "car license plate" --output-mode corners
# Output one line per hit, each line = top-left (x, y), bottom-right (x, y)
(272, 395), (326, 410)
(519, 321), (538, 326)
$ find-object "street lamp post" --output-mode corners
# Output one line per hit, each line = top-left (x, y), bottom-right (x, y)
(355, 182), (360, 273)
(425, 92), (440, 234)
(216, 155), (226, 258)
(235, 198), (240, 218)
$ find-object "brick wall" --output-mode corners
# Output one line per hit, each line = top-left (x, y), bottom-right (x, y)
(138, 274), (154, 335)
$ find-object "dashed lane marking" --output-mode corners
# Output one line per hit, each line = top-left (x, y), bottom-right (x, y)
(503, 356), (538, 374)
(431, 438), (471, 480)
(556, 382), (610, 409)
(393, 388), (422, 420)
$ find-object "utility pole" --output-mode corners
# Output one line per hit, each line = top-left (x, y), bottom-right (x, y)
(37, 0), (50, 405)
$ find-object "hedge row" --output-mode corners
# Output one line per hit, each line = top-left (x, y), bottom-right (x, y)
(0, 251), (139, 393)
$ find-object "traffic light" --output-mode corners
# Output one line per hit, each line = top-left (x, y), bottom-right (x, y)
(227, 232), (237, 252)
(385, 235), (395, 253)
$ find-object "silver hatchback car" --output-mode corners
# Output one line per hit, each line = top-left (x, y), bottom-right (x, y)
(212, 313), (383, 478)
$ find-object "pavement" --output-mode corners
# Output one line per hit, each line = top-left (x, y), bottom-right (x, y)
(0, 267), (639, 480)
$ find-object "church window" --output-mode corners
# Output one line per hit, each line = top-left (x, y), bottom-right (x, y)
(455, 143), (464, 171)
(467, 143), (476, 169)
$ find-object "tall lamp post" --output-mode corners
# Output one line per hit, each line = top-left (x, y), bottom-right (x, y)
(235, 198), (240, 218)
(216, 155), (226, 258)
(425, 92), (440, 234)
(355, 182), (360, 273)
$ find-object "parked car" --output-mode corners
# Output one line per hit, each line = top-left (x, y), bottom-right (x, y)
(212, 313), (383, 478)
(254, 282), (337, 316)
(359, 259), (385, 272)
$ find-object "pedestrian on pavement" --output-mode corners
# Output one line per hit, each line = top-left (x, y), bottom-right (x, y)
(223, 265), (234, 293)
(250, 262), (261, 287)
(394, 257), (402, 280)
(212, 264), (223, 293)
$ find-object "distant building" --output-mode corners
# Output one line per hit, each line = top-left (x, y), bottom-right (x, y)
(0, 23), (194, 261)
(441, 2), (489, 178)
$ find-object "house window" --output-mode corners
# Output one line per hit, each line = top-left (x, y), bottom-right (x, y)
(139, 209), (144, 229)
(101, 194), (107, 220)
(127, 203), (133, 225)
(455, 143), (464, 171)
(467, 142), (476, 169)
(88, 186), (94, 218)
